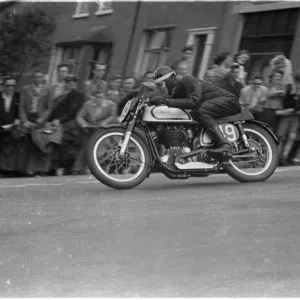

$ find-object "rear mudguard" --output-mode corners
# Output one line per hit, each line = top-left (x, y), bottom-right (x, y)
(244, 120), (279, 145)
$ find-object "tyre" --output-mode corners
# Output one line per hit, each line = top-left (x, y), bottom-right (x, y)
(86, 127), (152, 189)
(223, 123), (278, 183)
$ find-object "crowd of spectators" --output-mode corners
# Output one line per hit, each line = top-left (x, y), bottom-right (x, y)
(0, 63), (155, 177)
(202, 50), (300, 166)
(1, 47), (300, 178)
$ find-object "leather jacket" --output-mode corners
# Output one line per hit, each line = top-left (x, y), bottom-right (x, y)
(168, 75), (238, 110)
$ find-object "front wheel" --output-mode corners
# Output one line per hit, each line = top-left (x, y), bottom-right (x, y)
(223, 123), (278, 182)
(86, 128), (152, 189)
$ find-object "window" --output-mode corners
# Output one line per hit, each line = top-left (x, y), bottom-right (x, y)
(136, 29), (172, 77)
(62, 46), (82, 74)
(73, 1), (90, 18)
(239, 8), (299, 78)
(95, 0), (113, 16)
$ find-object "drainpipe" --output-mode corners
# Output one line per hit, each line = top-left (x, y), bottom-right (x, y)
(122, 0), (141, 79)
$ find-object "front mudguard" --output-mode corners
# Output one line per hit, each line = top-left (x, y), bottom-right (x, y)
(245, 120), (279, 145)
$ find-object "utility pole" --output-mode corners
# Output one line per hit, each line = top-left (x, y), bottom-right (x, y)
(122, 0), (141, 80)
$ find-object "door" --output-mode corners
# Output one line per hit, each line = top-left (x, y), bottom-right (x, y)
(192, 35), (207, 77)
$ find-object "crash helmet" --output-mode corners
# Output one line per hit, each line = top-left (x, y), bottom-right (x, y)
(153, 66), (175, 84)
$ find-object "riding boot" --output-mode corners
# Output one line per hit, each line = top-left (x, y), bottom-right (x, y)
(206, 124), (232, 160)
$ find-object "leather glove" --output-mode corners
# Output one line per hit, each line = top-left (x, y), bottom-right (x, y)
(148, 95), (169, 106)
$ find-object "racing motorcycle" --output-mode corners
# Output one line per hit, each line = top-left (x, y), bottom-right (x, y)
(86, 84), (279, 190)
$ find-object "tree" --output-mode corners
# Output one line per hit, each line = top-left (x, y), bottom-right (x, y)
(0, 6), (56, 78)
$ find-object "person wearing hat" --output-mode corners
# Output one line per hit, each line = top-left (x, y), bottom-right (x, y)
(46, 74), (86, 175)
(149, 66), (241, 160)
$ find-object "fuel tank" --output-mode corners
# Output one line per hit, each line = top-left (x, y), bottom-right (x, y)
(142, 105), (194, 123)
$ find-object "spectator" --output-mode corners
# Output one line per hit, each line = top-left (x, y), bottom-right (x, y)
(171, 45), (194, 75)
(47, 75), (85, 176)
(84, 62), (108, 100)
(204, 51), (233, 86)
(277, 72), (300, 165)
(270, 54), (294, 88)
(120, 76), (137, 99)
(239, 75), (268, 121)
(0, 77), (27, 175)
(117, 78), (162, 116)
(142, 70), (155, 83)
(234, 49), (250, 86)
(263, 70), (286, 132)
(175, 60), (190, 80)
(0, 77), (3, 93)
(106, 74), (122, 105)
(50, 63), (69, 99)
(75, 90), (117, 174)
(220, 63), (244, 97)
(291, 77), (300, 165)
(19, 70), (52, 175)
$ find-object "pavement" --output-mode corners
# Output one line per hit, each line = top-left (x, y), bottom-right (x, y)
(1, 167), (300, 297)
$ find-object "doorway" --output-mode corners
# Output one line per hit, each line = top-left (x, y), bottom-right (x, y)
(192, 35), (207, 77)
(186, 27), (217, 79)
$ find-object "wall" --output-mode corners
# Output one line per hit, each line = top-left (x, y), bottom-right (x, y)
(126, 1), (228, 76)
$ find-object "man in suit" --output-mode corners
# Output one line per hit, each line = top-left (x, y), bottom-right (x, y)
(19, 70), (53, 175)
(47, 75), (86, 175)
(20, 70), (52, 127)
(0, 77), (26, 174)
(50, 63), (70, 100)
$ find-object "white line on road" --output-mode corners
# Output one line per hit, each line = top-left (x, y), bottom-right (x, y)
(76, 181), (99, 184)
(0, 185), (26, 189)
(26, 183), (63, 186)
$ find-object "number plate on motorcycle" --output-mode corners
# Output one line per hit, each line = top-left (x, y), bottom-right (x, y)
(219, 123), (239, 142)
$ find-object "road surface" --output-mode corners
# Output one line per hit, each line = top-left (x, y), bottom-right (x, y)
(1, 167), (300, 297)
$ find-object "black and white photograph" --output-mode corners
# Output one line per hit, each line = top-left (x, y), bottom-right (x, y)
(0, 0), (300, 297)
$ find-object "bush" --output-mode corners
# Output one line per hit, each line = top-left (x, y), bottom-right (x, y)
(0, 7), (56, 78)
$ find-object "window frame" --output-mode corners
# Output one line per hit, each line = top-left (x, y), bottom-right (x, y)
(72, 1), (90, 19)
(95, 1), (113, 16)
(134, 27), (174, 78)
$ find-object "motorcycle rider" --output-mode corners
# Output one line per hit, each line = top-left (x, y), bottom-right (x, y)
(149, 66), (241, 159)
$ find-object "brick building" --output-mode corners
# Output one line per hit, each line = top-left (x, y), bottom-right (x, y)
(1, 1), (300, 86)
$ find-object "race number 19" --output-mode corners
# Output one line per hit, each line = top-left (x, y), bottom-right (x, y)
(219, 124), (238, 142)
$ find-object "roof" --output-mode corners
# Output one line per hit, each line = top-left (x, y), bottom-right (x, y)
(56, 25), (113, 46)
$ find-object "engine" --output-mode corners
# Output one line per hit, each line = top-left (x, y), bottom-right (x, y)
(149, 125), (195, 165)
(150, 124), (216, 166)
(155, 124), (192, 148)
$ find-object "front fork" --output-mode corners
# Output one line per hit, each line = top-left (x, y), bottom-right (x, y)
(119, 115), (138, 156)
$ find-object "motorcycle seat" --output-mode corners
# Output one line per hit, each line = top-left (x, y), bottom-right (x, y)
(216, 106), (254, 124)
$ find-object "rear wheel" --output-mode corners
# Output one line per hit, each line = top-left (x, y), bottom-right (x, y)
(86, 128), (152, 189)
(223, 123), (278, 182)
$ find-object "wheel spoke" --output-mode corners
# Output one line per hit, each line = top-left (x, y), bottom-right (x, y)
(92, 132), (147, 183)
(229, 128), (272, 175)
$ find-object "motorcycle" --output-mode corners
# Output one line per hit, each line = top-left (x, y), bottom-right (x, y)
(86, 83), (279, 190)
